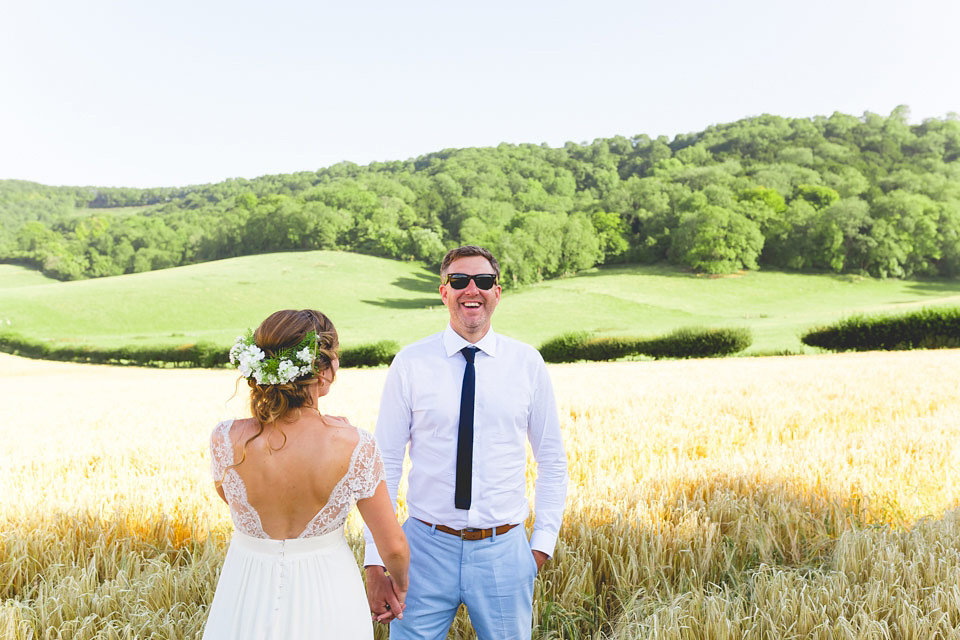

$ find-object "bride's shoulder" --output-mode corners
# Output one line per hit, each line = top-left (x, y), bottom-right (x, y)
(211, 418), (234, 438)
(231, 417), (258, 430)
(210, 418), (256, 443)
(227, 417), (258, 436)
(319, 414), (360, 435)
(321, 414), (353, 427)
(318, 415), (362, 447)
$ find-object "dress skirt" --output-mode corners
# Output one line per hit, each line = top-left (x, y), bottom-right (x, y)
(202, 527), (374, 640)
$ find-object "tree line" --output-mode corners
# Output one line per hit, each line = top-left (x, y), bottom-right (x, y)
(2, 105), (959, 284)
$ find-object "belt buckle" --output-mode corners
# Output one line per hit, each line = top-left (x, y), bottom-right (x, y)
(461, 527), (479, 540)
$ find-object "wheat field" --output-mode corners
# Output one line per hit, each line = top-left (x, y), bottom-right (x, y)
(2, 349), (959, 639)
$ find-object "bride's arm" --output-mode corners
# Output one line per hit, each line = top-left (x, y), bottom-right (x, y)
(357, 482), (409, 619)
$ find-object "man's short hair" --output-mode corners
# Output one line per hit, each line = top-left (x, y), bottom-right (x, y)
(440, 245), (501, 281)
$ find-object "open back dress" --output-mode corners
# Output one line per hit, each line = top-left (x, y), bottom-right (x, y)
(202, 419), (384, 640)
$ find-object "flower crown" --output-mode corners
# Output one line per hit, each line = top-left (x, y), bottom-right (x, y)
(229, 330), (320, 385)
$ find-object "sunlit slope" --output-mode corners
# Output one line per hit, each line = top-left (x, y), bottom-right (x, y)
(0, 264), (60, 288)
(0, 253), (445, 349)
(517, 266), (960, 353)
(2, 253), (959, 353)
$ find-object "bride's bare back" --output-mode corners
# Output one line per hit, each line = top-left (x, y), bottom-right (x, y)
(224, 414), (362, 540)
(206, 309), (409, 634)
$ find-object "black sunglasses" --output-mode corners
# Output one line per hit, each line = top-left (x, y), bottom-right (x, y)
(444, 273), (498, 290)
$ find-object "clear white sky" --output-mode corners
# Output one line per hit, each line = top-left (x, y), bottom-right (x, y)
(2, 0), (958, 189)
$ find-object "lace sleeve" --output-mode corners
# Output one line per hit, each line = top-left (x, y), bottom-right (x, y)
(209, 420), (233, 485)
(349, 429), (385, 501)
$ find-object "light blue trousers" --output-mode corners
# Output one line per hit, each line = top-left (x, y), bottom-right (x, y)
(389, 518), (537, 640)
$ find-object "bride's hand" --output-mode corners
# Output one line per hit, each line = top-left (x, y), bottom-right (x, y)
(365, 566), (404, 623)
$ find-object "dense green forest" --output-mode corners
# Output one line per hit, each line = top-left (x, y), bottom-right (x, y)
(3, 106), (959, 283)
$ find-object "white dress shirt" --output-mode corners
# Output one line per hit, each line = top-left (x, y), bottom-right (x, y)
(363, 325), (568, 566)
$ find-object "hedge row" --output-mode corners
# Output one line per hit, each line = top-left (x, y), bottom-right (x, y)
(0, 333), (398, 369)
(4, 324), (760, 369)
(338, 340), (399, 368)
(800, 307), (960, 352)
(538, 327), (753, 363)
(0, 333), (229, 367)
(642, 327), (754, 360)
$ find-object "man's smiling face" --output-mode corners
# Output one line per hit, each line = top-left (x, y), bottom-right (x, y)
(440, 255), (501, 343)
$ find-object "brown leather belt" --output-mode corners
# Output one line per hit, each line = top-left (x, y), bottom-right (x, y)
(416, 519), (519, 540)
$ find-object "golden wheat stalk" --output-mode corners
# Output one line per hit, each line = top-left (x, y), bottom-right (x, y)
(1, 350), (958, 639)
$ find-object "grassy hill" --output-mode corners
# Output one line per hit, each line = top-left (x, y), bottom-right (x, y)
(0, 264), (60, 289)
(2, 252), (959, 355)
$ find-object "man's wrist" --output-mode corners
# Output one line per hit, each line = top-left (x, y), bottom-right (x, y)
(529, 530), (558, 557)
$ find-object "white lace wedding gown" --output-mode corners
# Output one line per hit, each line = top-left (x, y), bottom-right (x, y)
(202, 420), (384, 640)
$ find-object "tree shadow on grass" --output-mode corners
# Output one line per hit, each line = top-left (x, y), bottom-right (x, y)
(362, 271), (443, 309)
(778, 272), (960, 298)
(391, 271), (439, 293)
(362, 297), (442, 309)
(901, 278), (960, 296)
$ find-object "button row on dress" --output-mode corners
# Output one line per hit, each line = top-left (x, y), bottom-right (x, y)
(275, 540), (286, 613)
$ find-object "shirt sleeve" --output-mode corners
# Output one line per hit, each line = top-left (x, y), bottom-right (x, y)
(526, 355), (568, 557)
(351, 429), (386, 501)
(362, 354), (411, 566)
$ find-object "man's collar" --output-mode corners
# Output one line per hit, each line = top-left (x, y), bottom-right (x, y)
(443, 325), (497, 358)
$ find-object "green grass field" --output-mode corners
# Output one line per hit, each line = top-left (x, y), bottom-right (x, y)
(2, 252), (959, 354)
(0, 264), (61, 289)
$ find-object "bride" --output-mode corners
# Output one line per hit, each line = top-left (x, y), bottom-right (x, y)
(203, 309), (408, 639)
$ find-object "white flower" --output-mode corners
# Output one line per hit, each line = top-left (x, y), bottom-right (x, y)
(230, 330), (318, 385)
(229, 336), (247, 363)
(237, 350), (260, 372)
(277, 359), (299, 382)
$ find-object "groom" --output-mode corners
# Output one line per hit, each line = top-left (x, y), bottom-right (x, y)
(362, 245), (568, 639)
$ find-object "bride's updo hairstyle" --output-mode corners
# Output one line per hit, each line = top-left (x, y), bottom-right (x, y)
(248, 309), (339, 426)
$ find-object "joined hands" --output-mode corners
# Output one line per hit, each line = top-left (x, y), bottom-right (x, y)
(365, 566), (407, 623)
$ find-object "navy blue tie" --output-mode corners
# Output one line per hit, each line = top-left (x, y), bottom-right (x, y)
(455, 346), (477, 510)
